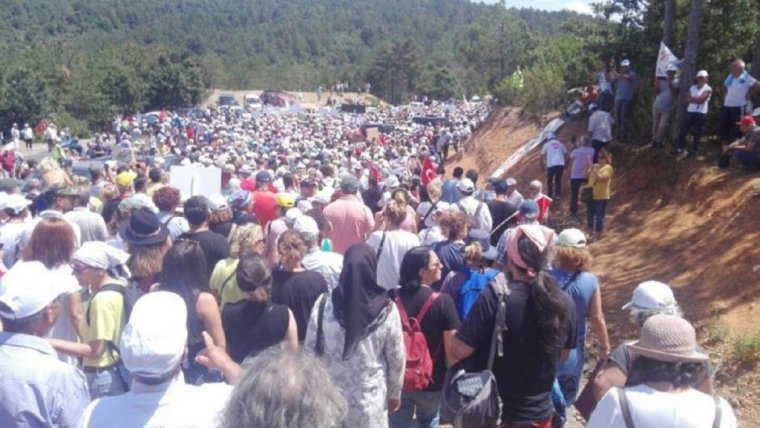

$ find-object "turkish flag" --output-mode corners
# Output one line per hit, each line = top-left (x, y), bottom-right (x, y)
(420, 156), (437, 187)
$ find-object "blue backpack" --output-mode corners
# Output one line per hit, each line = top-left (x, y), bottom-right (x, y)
(457, 268), (500, 320)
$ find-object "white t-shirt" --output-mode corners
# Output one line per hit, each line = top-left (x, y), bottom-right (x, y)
(78, 378), (232, 428)
(541, 139), (567, 167)
(723, 73), (757, 107)
(366, 229), (421, 290)
(587, 384), (737, 428)
(687, 84), (713, 114)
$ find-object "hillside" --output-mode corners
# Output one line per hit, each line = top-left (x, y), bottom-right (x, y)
(0, 0), (611, 134)
(453, 108), (760, 422)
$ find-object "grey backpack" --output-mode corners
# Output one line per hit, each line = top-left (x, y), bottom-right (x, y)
(441, 274), (509, 427)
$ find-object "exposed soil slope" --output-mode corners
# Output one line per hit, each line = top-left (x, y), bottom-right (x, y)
(451, 107), (760, 422)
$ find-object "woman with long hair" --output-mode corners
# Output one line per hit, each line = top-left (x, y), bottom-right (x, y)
(210, 223), (266, 308)
(367, 192), (421, 290)
(304, 243), (406, 427)
(222, 253), (297, 363)
(156, 240), (226, 385)
(23, 216), (82, 366)
(120, 208), (172, 305)
(272, 230), (328, 342)
(49, 241), (131, 398)
(449, 224), (576, 428)
(551, 228), (610, 406)
(389, 246), (460, 428)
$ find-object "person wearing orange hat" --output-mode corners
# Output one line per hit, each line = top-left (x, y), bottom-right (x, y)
(723, 115), (760, 172)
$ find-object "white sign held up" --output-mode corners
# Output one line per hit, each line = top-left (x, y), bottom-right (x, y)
(169, 165), (222, 201)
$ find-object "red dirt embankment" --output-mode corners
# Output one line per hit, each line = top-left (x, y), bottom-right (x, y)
(451, 107), (760, 421)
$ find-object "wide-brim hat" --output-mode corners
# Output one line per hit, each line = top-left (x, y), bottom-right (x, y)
(627, 314), (709, 364)
(119, 208), (169, 246)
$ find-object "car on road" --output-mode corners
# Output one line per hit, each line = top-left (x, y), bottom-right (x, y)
(244, 94), (263, 110)
(218, 94), (238, 108)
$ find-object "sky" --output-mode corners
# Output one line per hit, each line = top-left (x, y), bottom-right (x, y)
(477, 0), (595, 15)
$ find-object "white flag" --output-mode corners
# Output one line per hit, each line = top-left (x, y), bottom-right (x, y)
(655, 42), (681, 77)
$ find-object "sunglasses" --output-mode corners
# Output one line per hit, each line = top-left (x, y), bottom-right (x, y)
(70, 264), (94, 274)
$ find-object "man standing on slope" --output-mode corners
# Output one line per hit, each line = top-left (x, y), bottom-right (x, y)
(541, 131), (567, 200)
(587, 103), (614, 163)
(719, 58), (760, 149)
(611, 59), (636, 143)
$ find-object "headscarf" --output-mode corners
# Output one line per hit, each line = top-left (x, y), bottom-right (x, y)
(72, 241), (131, 278)
(331, 243), (391, 360)
(506, 224), (556, 278)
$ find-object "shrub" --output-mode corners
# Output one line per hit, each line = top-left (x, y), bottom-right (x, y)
(705, 316), (730, 344)
(732, 331), (760, 365)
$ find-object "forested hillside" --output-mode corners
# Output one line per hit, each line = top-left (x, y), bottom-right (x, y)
(0, 0), (607, 134)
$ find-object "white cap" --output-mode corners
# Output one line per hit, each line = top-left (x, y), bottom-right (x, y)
(293, 215), (319, 237)
(696, 70), (709, 78)
(384, 175), (400, 189)
(457, 178), (475, 194)
(207, 194), (229, 211)
(285, 208), (303, 221)
(622, 281), (678, 312)
(505, 177), (517, 186)
(556, 228), (587, 248)
(752, 107), (760, 117)
(621, 59), (631, 67)
(0, 262), (65, 319)
(120, 291), (188, 380)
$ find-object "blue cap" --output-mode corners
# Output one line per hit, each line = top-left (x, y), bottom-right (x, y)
(519, 200), (539, 219)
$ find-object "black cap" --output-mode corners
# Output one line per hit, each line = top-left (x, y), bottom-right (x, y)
(255, 170), (271, 183)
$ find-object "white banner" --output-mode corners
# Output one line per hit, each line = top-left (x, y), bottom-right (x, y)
(169, 165), (221, 201)
(655, 42), (681, 77)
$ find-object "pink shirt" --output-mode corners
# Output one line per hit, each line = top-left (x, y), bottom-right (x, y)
(324, 196), (375, 254)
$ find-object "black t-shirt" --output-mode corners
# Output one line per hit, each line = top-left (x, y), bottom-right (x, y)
(361, 187), (383, 214)
(271, 270), (328, 342)
(487, 200), (518, 246)
(179, 230), (230, 279)
(222, 300), (289, 363)
(456, 280), (577, 423)
(395, 286), (461, 390)
(210, 221), (234, 239)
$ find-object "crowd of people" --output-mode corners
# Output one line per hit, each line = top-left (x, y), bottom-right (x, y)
(0, 91), (738, 428)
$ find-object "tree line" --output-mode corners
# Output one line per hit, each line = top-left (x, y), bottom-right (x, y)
(0, 0), (607, 135)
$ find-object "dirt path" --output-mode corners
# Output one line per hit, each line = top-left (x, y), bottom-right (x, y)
(450, 107), (760, 424)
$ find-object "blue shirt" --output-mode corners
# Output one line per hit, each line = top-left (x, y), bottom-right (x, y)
(614, 72), (637, 101)
(551, 269), (598, 341)
(0, 332), (90, 428)
(441, 178), (461, 203)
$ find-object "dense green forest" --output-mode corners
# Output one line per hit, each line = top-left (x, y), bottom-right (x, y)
(2, 0), (756, 142)
(0, 0), (608, 134)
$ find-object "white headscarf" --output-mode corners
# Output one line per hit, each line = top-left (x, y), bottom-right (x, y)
(72, 241), (131, 277)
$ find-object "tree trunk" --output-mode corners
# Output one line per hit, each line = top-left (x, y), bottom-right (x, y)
(671, 0), (703, 142)
(751, 30), (760, 80)
(663, 0), (675, 46)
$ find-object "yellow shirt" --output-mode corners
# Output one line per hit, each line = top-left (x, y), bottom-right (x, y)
(210, 258), (246, 308)
(589, 164), (613, 200)
(80, 286), (125, 368)
(146, 182), (165, 198)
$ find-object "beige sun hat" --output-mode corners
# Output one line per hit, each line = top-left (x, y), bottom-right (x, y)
(627, 314), (709, 364)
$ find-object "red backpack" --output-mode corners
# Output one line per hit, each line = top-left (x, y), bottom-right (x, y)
(394, 291), (440, 391)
